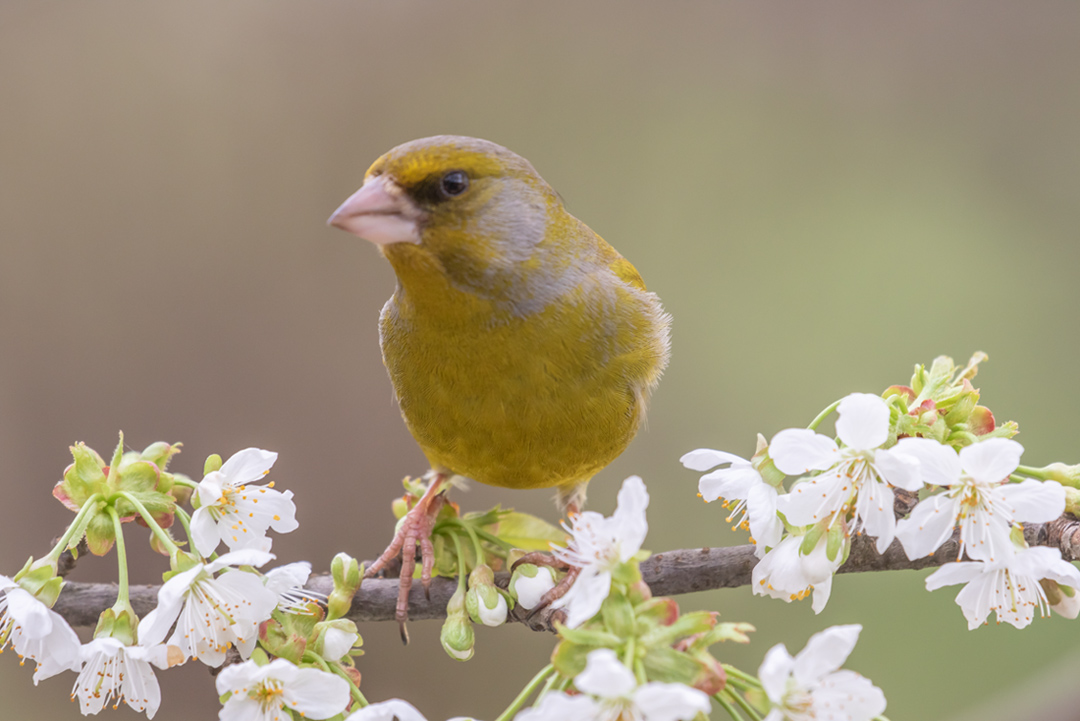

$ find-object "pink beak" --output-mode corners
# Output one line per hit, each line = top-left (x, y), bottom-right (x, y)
(327, 175), (422, 245)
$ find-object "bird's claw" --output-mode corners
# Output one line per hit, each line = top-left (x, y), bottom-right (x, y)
(511, 550), (571, 574)
(365, 475), (447, 644)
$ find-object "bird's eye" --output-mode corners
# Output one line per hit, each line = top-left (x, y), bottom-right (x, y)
(440, 171), (469, 197)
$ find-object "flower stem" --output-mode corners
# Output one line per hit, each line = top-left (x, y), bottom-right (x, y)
(44, 493), (103, 563)
(721, 664), (763, 687)
(450, 533), (470, 586)
(493, 664), (556, 721)
(536, 668), (561, 701)
(807, 400), (841, 431)
(107, 506), (130, 609)
(1016, 465), (1050, 480)
(723, 687), (764, 721)
(713, 692), (745, 720)
(118, 492), (180, 556)
(174, 507), (195, 549)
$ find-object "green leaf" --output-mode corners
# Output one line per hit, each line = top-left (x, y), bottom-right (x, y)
(491, 511), (566, 551)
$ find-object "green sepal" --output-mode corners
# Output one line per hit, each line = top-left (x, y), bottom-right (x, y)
(610, 560), (642, 587)
(85, 511), (117, 556)
(141, 442), (182, 472)
(550, 640), (599, 678)
(634, 597), (680, 627)
(799, 523), (826, 557)
(642, 645), (702, 686)
(825, 522), (845, 562)
(600, 590), (635, 639)
(687, 621), (755, 651)
(15, 563), (65, 607)
(553, 622), (622, 648)
(639, 611), (716, 648)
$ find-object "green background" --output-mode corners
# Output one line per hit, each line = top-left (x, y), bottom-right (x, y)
(2, 2), (1079, 719)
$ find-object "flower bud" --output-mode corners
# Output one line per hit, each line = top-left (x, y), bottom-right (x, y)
(259, 618), (307, 665)
(328, 553), (361, 620)
(1041, 464), (1080, 491)
(465, 565), (508, 627)
(635, 597), (680, 627)
(1041, 579), (1080, 619)
(751, 434), (785, 487)
(314, 619), (362, 660)
(508, 564), (556, 610)
(441, 586), (475, 661)
(203, 453), (223, 476)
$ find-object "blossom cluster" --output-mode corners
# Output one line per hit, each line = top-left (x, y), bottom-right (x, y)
(0, 440), (365, 721)
(684, 353), (1080, 630)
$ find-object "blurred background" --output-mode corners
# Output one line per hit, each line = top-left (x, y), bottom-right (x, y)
(2, 2), (1079, 719)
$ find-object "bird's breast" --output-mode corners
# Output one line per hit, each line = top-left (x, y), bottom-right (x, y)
(378, 273), (669, 490)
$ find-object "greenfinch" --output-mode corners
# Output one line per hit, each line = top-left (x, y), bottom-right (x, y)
(328, 136), (670, 633)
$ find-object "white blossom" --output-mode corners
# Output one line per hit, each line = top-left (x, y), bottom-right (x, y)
(752, 533), (842, 614)
(773, 393), (922, 553)
(190, 448), (298, 557)
(681, 447), (782, 557)
(138, 550), (278, 667)
(515, 648), (710, 721)
(71, 638), (175, 719)
(925, 546), (1080, 630)
(0, 575), (81, 684)
(759, 624), (886, 721)
(264, 561), (326, 614)
(551, 476), (649, 628)
(216, 658), (350, 721)
(894, 438), (1063, 563)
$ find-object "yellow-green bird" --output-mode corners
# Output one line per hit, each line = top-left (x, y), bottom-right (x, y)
(328, 136), (670, 634)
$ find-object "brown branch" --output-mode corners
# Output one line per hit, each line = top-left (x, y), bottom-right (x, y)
(51, 514), (1080, 631)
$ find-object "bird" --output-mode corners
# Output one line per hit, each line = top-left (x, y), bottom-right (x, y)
(327, 136), (670, 639)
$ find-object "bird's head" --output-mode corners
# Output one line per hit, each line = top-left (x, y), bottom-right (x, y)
(329, 136), (581, 309)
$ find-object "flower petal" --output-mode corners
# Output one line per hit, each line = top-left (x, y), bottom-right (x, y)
(896, 493), (961, 560)
(286, 666), (352, 719)
(998, 480), (1065, 524)
(680, 448), (748, 472)
(747, 482), (783, 550)
(769, 429), (838, 475)
(959, 438), (1024, 485)
(190, 506), (221, 558)
(699, 465), (760, 503)
(218, 447), (278, 485)
(757, 643), (794, 704)
(835, 393), (890, 450)
(893, 438), (962, 487)
(793, 624), (860, 686)
(633, 682), (711, 721)
(874, 447), (923, 491)
(574, 648), (636, 699)
(925, 561), (985, 591)
(551, 566), (610, 629)
(612, 476), (649, 561)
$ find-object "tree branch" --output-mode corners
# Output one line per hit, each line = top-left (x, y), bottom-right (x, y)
(51, 514), (1080, 632)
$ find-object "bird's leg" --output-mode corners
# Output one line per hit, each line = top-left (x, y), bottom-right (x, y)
(365, 473), (447, 644)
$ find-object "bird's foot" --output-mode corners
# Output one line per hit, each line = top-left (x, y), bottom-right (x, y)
(365, 473), (448, 644)
(510, 551), (581, 623)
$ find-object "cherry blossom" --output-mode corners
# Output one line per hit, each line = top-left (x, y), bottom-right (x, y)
(773, 393), (922, 553)
(138, 550), (278, 667)
(190, 448), (298, 557)
(681, 448), (782, 557)
(925, 546), (1080, 629)
(71, 638), (175, 719)
(216, 658), (350, 721)
(751, 533), (842, 613)
(0, 576), (81, 684)
(551, 476), (649, 628)
(894, 438), (1063, 563)
(515, 649), (710, 721)
(759, 624), (886, 721)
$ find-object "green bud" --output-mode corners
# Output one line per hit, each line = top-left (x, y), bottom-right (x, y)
(441, 586), (475, 661)
(1066, 487), (1080, 516)
(204, 453), (223, 476)
(635, 597), (680, 627)
(751, 434), (785, 488)
(259, 617), (307, 664)
(508, 564), (557, 611)
(465, 565), (508, 627)
(141, 442), (182, 471)
(94, 605), (138, 646)
(328, 553), (362, 620)
(1040, 464), (1080, 490)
